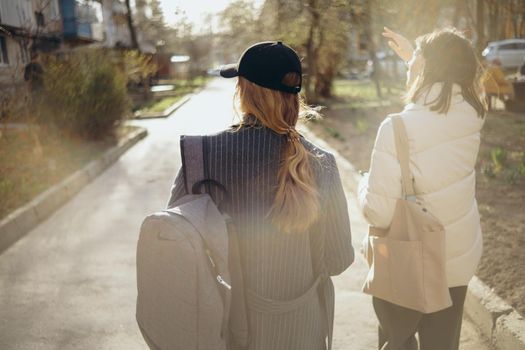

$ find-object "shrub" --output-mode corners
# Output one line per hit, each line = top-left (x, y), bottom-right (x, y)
(325, 126), (345, 140)
(490, 147), (507, 172)
(122, 50), (157, 86)
(40, 50), (130, 139)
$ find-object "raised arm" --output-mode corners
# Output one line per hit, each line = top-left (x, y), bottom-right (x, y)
(382, 27), (414, 63)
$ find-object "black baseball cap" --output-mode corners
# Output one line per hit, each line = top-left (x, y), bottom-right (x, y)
(219, 41), (302, 94)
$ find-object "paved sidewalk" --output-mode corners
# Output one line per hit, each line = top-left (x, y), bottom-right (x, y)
(0, 78), (490, 349)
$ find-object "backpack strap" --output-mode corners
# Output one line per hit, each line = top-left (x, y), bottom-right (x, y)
(180, 135), (232, 338)
(180, 135), (250, 346)
(392, 116), (415, 198)
(181, 136), (229, 208)
(180, 135), (205, 194)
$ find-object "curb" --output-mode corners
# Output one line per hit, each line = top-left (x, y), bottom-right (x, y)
(134, 94), (192, 119)
(465, 276), (525, 350)
(300, 124), (525, 350)
(0, 127), (148, 254)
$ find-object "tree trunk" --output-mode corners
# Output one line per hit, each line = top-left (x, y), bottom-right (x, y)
(275, 0), (284, 36)
(315, 64), (333, 98)
(364, 0), (381, 98)
(305, 0), (320, 103)
(313, 17), (330, 98)
(488, 1), (499, 41)
(510, 1), (521, 38)
(125, 0), (140, 51)
(476, 0), (485, 54)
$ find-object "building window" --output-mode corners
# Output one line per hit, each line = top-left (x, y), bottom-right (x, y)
(0, 36), (9, 65)
(35, 11), (45, 27)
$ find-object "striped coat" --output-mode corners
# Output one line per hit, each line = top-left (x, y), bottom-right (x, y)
(168, 123), (354, 350)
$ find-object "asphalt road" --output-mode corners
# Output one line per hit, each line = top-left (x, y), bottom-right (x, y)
(0, 78), (489, 349)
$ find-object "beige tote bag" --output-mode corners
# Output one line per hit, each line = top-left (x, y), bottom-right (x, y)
(362, 116), (452, 314)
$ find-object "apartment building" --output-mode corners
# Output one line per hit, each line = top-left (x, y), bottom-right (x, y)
(0, 0), (156, 92)
(0, 0), (62, 85)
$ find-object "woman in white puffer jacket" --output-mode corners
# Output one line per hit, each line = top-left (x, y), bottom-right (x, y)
(358, 28), (485, 350)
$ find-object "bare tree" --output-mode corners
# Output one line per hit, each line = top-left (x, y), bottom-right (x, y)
(304, 0), (323, 102)
(476, 0), (486, 53)
(125, 0), (139, 50)
(486, 0), (500, 41)
(363, 0), (382, 98)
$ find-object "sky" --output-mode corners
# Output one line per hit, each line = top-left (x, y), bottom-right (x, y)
(158, 0), (263, 33)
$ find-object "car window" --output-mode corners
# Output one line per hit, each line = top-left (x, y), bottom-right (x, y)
(515, 43), (525, 50)
(499, 43), (517, 50)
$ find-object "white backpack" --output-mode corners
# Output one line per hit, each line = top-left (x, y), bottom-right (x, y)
(136, 136), (248, 350)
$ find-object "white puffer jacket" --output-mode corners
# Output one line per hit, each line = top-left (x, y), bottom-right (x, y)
(358, 83), (485, 287)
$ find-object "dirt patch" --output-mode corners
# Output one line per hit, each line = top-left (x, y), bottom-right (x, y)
(307, 81), (525, 316)
(475, 113), (525, 315)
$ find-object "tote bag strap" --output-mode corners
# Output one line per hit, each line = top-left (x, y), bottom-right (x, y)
(392, 116), (415, 198)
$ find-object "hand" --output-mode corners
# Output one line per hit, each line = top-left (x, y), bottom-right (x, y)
(382, 27), (414, 63)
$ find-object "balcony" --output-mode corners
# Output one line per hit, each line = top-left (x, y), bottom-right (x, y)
(0, 0), (33, 28)
(60, 0), (104, 42)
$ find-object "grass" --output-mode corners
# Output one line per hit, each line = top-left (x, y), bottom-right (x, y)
(331, 79), (405, 111)
(137, 76), (210, 114)
(324, 126), (344, 140)
(333, 80), (381, 101)
(319, 79), (404, 141)
(0, 124), (136, 219)
(157, 76), (210, 87)
(139, 96), (183, 113)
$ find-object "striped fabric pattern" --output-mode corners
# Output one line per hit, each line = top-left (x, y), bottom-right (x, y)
(168, 125), (354, 350)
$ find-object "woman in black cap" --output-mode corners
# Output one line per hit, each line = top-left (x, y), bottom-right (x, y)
(168, 41), (354, 350)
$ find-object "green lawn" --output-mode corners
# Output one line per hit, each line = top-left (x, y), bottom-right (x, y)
(139, 96), (184, 114)
(158, 76), (210, 87)
(137, 76), (210, 114)
(334, 80), (381, 100)
(331, 79), (405, 109)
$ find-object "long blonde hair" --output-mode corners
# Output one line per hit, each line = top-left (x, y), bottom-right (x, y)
(235, 73), (320, 233)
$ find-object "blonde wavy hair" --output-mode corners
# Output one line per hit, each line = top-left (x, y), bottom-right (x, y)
(235, 73), (320, 233)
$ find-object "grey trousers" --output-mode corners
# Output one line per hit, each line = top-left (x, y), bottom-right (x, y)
(372, 286), (468, 350)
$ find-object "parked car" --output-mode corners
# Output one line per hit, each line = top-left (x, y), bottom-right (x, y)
(482, 39), (525, 68)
